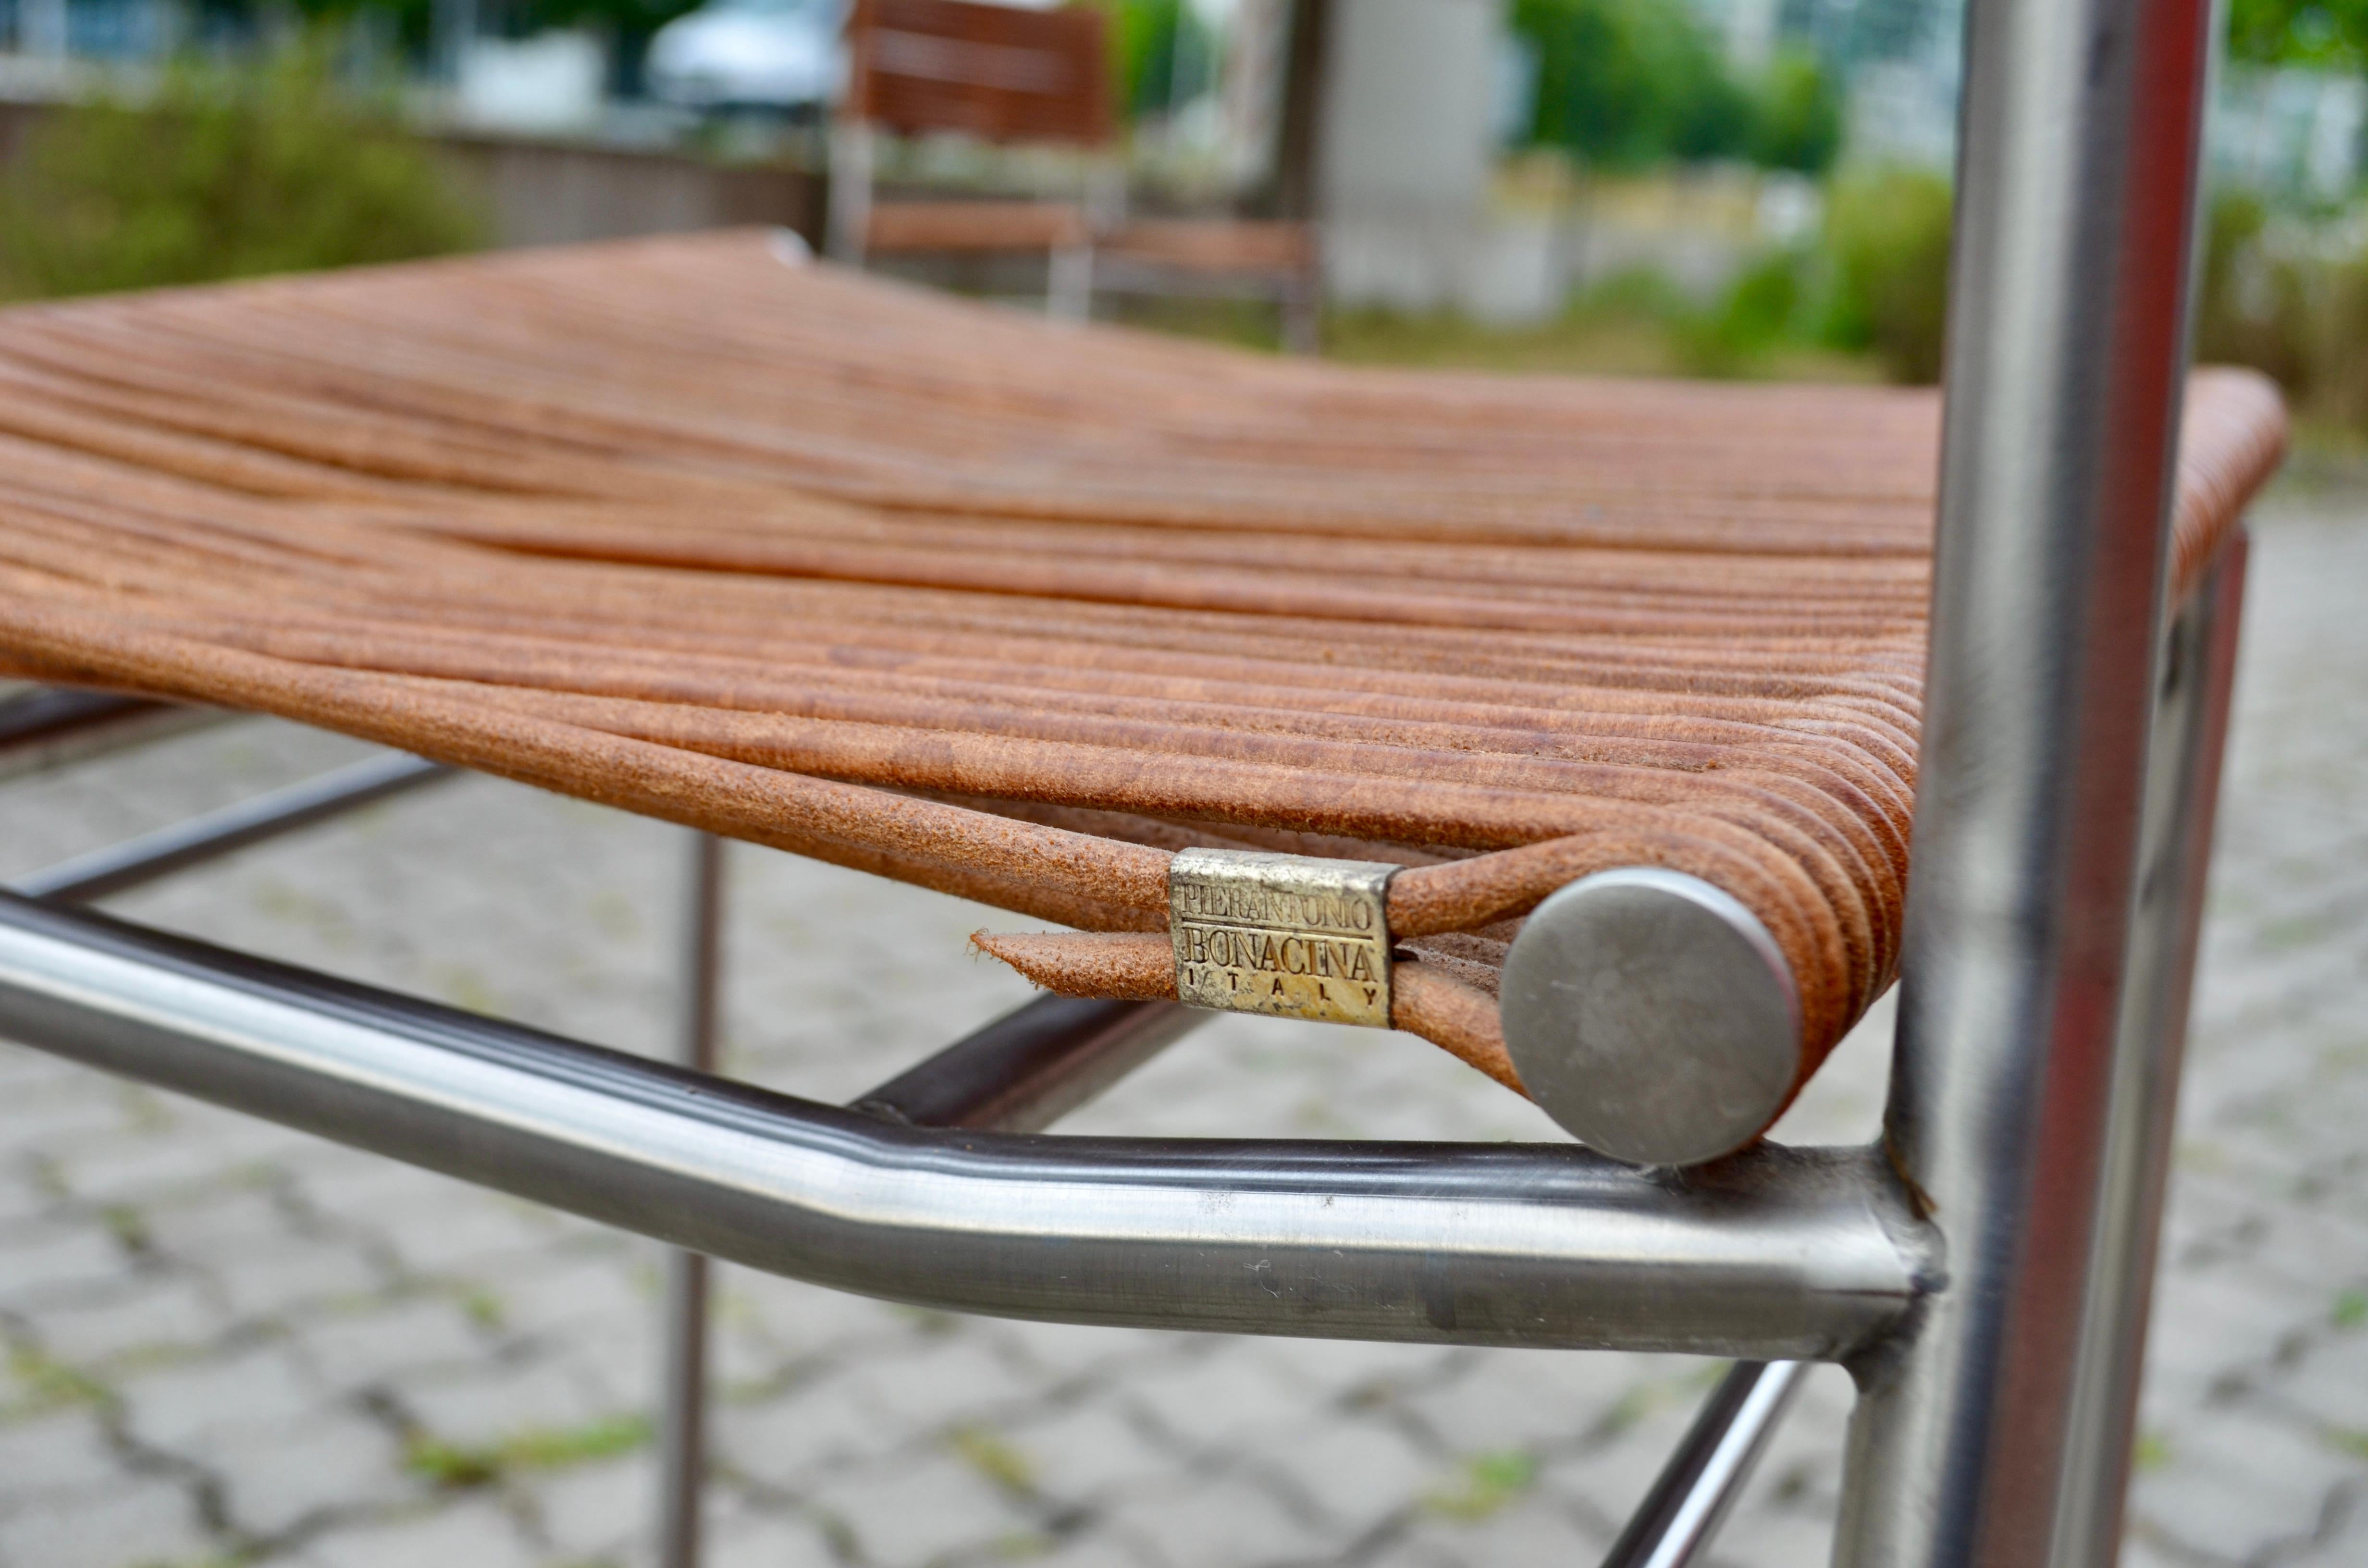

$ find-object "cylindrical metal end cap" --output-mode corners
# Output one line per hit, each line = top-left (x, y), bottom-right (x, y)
(1498, 868), (1802, 1167)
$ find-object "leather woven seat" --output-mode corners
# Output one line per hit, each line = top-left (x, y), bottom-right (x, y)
(0, 230), (2286, 1135)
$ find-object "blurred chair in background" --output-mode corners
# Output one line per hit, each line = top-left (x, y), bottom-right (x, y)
(828, 0), (1320, 347)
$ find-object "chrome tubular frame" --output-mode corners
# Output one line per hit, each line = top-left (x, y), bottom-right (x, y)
(657, 832), (727, 1568)
(0, 0), (2249, 1558)
(14, 753), (451, 905)
(0, 686), (222, 784)
(0, 890), (1928, 1359)
(1603, 1360), (1813, 1568)
(1835, 0), (2223, 1562)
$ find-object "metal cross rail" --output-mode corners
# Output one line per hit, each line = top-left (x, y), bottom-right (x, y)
(0, 748), (1873, 1565)
(0, 0), (2240, 1561)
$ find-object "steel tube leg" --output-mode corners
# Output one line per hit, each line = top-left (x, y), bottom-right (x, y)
(658, 831), (726, 1568)
(2053, 534), (2249, 1565)
(1833, 0), (2217, 1563)
(1602, 1360), (1810, 1568)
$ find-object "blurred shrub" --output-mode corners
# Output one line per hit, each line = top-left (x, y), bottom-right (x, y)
(1509, 0), (1842, 175)
(1819, 166), (1952, 383)
(2195, 189), (2368, 431)
(2226, 0), (2368, 64)
(0, 46), (482, 301)
(1748, 49), (1843, 176)
(1095, 0), (1220, 120)
(1679, 250), (1804, 375)
(2194, 192), (2307, 387)
(1511, 0), (1743, 169)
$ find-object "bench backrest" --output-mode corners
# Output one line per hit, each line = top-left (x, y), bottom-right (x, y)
(845, 0), (1116, 147)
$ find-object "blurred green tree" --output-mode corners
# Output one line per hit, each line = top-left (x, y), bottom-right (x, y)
(1097, 0), (1219, 119)
(2225, 0), (2368, 65)
(1820, 165), (1952, 382)
(1511, 0), (1745, 167)
(0, 45), (483, 301)
(1748, 47), (1842, 174)
(1508, 0), (1841, 174)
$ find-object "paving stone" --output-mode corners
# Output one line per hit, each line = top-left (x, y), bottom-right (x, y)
(1706, 1509), (1840, 1568)
(207, 1238), (388, 1319)
(568, 1317), (666, 1412)
(2264, 1325), (2368, 1435)
(1405, 1349), (1690, 1455)
(723, 1266), (914, 1360)
(2142, 1258), (2314, 1409)
(1020, 1527), (1171, 1568)
(119, 1340), (321, 1450)
(1247, 1416), (1436, 1536)
(807, 1450), (1039, 1567)
(141, 1186), (299, 1258)
(2117, 1536), (2194, 1568)
(2129, 1404), (2358, 1562)
(1395, 1493), (1609, 1568)
(857, 1332), (1047, 1433)
(1716, 1365), (1855, 1529)
(2289, 1485), (2368, 1567)
(0, 1408), (122, 1506)
(469, 1250), (644, 1341)
(1545, 1392), (1717, 1531)
(0, 1171), (50, 1231)
(303, 1496), (539, 1568)
(0, 1082), (129, 1149)
(982, 1319), (1195, 1384)
(19, 1273), (231, 1368)
(714, 1367), (920, 1484)
(212, 1410), (418, 1537)
(0, 1472), (210, 1568)
(0, 1216), (128, 1309)
(375, 1196), (570, 1277)
(1122, 1350), (1319, 1452)
(525, 1449), (655, 1562)
(395, 1355), (615, 1448)
(997, 1401), (1175, 1505)
(291, 1295), (493, 1394)
(1243, 1337), (1456, 1408)
(1103, 1476), (1332, 1568)
(284, 1145), (475, 1220)
(703, 1506), (841, 1568)
(1354, 1534), (1464, 1568)
(49, 1126), (263, 1208)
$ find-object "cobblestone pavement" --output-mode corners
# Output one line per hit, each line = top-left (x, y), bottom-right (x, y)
(0, 491), (2363, 1568)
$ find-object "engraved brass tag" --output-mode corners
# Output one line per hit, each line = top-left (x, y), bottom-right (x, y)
(1169, 848), (1398, 1028)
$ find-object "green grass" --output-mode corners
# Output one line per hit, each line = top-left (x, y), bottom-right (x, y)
(98, 1203), (151, 1252)
(1324, 297), (1878, 383)
(2334, 1289), (2368, 1330)
(1424, 1450), (1538, 1521)
(405, 1413), (651, 1488)
(4, 1345), (108, 1416)
(454, 1284), (506, 1330)
(950, 1425), (1037, 1493)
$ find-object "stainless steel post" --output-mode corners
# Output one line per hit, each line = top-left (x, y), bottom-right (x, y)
(657, 832), (725, 1568)
(852, 994), (1202, 1134)
(2052, 534), (2249, 1566)
(13, 754), (450, 904)
(0, 688), (222, 784)
(1601, 1360), (1810, 1568)
(1833, 0), (2217, 1561)
(0, 890), (1927, 1356)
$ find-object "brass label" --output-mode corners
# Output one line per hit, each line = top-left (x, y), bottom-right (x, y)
(1169, 848), (1397, 1028)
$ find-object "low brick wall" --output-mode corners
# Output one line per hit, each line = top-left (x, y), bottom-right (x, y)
(432, 131), (823, 251)
(0, 97), (826, 253)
